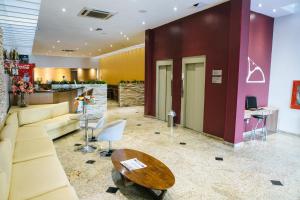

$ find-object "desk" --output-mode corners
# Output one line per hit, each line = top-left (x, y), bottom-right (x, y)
(9, 87), (84, 113)
(244, 107), (279, 132)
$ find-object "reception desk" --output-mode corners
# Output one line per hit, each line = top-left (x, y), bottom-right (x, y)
(10, 87), (84, 113)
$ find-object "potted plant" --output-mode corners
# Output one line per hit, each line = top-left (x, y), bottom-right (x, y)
(34, 78), (42, 90)
(12, 77), (34, 107)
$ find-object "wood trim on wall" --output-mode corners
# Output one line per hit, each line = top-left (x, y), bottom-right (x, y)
(145, 29), (155, 116)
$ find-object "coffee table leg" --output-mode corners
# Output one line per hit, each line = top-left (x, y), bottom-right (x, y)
(149, 189), (167, 200)
(120, 173), (132, 186)
(157, 190), (167, 200)
(120, 173), (125, 185)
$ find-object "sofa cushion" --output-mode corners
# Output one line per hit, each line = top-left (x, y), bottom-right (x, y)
(0, 171), (8, 200)
(18, 107), (52, 126)
(51, 102), (69, 118)
(0, 123), (18, 150)
(29, 186), (78, 200)
(5, 112), (18, 126)
(13, 138), (56, 163)
(46, 122), (80, 140)
(25, 114), (79, 132)
(0, 139), (12, 200)
(16, 126), (48, 141)
(10, 155), (70, 200)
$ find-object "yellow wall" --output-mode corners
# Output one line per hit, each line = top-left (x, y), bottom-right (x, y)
(78, 68), (97, 81)
(99, 47), (145, 85)
(34, 68), (71, 83)
(34, 68), (97, 83)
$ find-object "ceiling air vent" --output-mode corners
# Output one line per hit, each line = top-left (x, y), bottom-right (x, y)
(79, 7), (114, 20)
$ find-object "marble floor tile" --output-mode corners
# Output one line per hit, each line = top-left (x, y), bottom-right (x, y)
(54, 102), (300, 200)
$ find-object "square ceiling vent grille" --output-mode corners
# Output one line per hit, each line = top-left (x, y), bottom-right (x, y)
(79, 8), (114, 20)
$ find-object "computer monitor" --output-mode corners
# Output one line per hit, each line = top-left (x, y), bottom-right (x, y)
(246, 96), (257, 110)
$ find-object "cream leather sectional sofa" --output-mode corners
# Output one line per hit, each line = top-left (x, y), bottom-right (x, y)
(0, 102), (80, 200)
(17, 102), (80, 140)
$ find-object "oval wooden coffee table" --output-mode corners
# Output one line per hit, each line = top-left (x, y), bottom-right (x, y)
(111, 149), (175, 200)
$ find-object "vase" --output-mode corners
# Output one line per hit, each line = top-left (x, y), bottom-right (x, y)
(19, 93), (27, 107)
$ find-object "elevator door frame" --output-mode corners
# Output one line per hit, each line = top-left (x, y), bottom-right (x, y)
(156, 60), (173, 120)
(180, 56), (206, 132)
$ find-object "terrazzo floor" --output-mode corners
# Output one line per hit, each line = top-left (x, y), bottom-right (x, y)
(54, 101), (300, 200)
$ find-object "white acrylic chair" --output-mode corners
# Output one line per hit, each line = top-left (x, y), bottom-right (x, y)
(80, 115), (106, 142)
(89, 116), (106, 141)
(97, 120), (126, 157)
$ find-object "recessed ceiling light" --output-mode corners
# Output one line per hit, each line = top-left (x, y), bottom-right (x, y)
(273, 9), (277, 13)
(258, 3), (262, 7)
(142, 21), (145, 25)
(84, 42), (88, 46)
(120, 31), (123, 35)
(56, 40), (60, 43)
(173, 6), (178, 11)
(110, 44), (113, 47)
(89, 27), (93, 31)
(62, 8), (66, 12)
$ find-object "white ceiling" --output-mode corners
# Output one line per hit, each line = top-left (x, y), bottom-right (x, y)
(2, 0), (299, 57)
(251, 0), (300, 17)
(32, 0), (226, 57)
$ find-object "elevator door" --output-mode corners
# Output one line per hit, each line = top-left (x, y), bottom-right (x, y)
(184, 63), (205, 132)
(157, 65), (172, 121)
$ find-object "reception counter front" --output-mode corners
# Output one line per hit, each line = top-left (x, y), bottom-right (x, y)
(9, 87), (84, 113)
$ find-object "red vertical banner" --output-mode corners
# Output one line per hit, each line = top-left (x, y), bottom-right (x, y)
(17, 63), (35, 84)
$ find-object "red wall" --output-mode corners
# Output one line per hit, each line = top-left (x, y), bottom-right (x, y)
(224, 0), (251, 143)
(145, 2), (231, 138)
(244, 12), (274, 132)
(247, 12), (274, 106)
(144, 1), (274, 143)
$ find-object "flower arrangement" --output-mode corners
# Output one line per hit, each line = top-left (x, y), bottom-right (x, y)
(11, 77), (34, 95)
(75, 95), (95, 105)
(74, 95), (96, 113)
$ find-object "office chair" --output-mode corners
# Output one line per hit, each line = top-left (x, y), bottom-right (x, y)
(246, 96), (258, 110)
(245, 96), (268, 140)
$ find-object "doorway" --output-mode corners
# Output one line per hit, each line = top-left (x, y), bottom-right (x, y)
(181, 56), (206, 132)
(156, 60), (173, 121)
(71, 69), (78, 82)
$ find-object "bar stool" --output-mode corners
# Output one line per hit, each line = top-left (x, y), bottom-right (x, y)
(251, 114), (268, 140)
